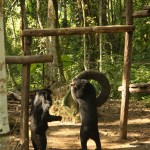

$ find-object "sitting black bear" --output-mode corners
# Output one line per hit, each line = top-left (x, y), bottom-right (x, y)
(71, 78), (101, 150)
(30, 88), (62, 150)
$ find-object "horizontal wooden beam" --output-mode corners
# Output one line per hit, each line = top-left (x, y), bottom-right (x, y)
(22, 25), (135, 37)
(123, 10), (150, 18)
(5, 54), (53, 64)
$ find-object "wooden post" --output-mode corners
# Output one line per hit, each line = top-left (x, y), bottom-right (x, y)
(20, 36), (32, 149)
(120, 0), (133, 139)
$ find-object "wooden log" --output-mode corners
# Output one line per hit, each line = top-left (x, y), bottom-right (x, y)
(129, 87), (150, 93)
(5, 54), (53, 64)
(118, 85), (150, 93)
(7, 92), (21, 100)
(129, 83), (150, 88)
(123, 10), (150, 18)
(133, 10), (150, 18)
(22, 25), (135, 37)
(120, 0), (133, 140)
(143, 6), (150, 10)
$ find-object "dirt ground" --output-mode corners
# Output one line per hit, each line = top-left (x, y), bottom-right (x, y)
(8, 98), (150, 150)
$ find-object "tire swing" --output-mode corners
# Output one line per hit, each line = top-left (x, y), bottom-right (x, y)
(71, 70), (111, 107)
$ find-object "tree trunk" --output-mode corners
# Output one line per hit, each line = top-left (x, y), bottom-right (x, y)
(7, 11), (18, 91)
(6, 64), (19, 91)
(99, 0), (103, 71)
(0, 2), (10, 149)
(45, 0), (65, 87)
(36, 0), (43, 29)
(102, 0), (108, 25)
(81, 0), (88, 70)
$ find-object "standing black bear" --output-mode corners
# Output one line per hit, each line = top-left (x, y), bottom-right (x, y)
(30, 88), (62, 150)
(71, 78), (102, 150)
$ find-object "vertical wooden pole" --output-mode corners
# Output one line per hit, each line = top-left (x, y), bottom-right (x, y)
(120, 0), (133, 139)
(20, 36), (32, 149)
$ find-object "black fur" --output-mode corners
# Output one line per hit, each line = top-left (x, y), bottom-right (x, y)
(30, 88), (62, 150)
(71, 78), (101, 150)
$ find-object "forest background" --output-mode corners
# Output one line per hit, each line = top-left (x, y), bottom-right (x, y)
(4, 0), (150, 101)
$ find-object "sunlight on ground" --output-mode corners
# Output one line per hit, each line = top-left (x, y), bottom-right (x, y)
(128, 118), (150, 125)
(11, 101), (150, 150)
(28, 116), (150, 150)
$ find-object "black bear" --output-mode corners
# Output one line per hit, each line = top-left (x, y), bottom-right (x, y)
(30, 88), (62, 150)
(71, 78), (101, 150)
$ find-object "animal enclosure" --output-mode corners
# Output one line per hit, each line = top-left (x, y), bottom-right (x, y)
(5, 0), (150, 149)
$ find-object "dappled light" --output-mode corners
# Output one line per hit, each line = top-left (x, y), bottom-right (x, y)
(2, 0), (150, 149)
(9, 100), (150, 149)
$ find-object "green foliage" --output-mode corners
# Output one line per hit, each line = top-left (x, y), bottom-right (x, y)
(60, 35), (84, 80)
(6, 64), (22, 91)
(102, 54), (123, 99)
(4, 0), (150, 101)
(30, 64), (44, 89)
(62, 55), (84, 81)
(133, 18), (150, 60)
(131, 64), (150, 83)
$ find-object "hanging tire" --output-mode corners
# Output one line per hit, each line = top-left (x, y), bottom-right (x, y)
(74, 70), (110, 107)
